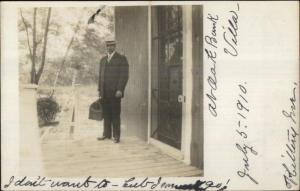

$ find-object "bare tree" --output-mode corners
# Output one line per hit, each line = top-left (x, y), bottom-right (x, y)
(20, 10), (33, 64)
(19, 7), (114, 86)
(20, 7), (52, 84)
(31, 8), (37, 83)
(36, 8), (51, 84)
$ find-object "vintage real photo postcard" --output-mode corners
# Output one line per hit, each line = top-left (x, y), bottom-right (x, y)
(1, 1), (299, 191)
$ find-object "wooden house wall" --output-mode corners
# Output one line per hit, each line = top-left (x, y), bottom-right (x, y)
(115, 6), (204, 170)
(115, 7), (149, 141)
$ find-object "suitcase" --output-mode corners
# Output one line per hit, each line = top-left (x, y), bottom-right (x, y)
(88, 99), (103, 121)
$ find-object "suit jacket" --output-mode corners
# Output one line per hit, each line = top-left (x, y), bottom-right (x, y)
(98, 52), (129, 98)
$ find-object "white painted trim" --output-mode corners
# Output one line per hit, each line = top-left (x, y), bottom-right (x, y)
(21, 84), (38, 89)
(149, 138), (183, 161)
(181, 5), (193, 165)
(147, 6), (152, 144)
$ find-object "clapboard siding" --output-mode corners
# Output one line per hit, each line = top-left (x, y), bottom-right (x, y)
(115, 7), (149, 141)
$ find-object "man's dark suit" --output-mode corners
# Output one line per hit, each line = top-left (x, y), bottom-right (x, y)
(98, 52), (129, 140)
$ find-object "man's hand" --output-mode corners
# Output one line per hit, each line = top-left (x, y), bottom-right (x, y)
(98, 91), (102, 99)
(115, 90), (122, 98)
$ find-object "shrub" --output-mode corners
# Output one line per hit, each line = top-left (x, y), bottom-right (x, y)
(37, 96), (61, 127)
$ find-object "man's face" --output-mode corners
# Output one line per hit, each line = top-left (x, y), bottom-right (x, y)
(106, 44), (116, 54)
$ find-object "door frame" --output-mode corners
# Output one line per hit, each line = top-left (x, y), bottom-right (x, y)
(147, 5), (193, 165)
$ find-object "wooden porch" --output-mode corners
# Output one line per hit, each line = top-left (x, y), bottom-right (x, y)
(41, 137), (202, 177)
(39, 86), (202, 177)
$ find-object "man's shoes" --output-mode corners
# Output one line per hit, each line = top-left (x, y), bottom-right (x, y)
(112, 138), (120, 143)
(97, 136), (110, 141)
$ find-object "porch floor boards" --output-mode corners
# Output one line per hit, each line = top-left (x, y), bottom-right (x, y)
(38, 88), (203, 177)
(41, 136), (203, 177)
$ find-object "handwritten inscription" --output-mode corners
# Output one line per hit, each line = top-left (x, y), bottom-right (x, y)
(4, 176), (110, 189)
(235, 82), (259, 185)
(205, 3), (239, 117)
(4, 176), (230, 191)
(205, 13), (219, 117)
(123, 177), (162, 189)
(123, 177), (230, 191)
(281, 82), (298, 189)
(223, 3), (239, 56)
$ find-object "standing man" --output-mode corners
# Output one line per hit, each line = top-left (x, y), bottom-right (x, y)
(97, 39), (129, 143)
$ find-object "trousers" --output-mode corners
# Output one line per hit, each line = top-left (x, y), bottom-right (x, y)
(102, 98), (121, 139)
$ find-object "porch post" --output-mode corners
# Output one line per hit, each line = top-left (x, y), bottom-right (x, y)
(182, 5), (193, 165)
(147, 5), (152, 143)
(20, 84), (44, 176)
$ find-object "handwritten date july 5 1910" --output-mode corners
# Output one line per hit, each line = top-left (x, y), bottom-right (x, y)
(235, 82), (259, 185)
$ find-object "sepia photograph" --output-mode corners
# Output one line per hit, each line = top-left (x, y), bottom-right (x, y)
(3, 1), (298, 190)
(18, 5), (204, 178)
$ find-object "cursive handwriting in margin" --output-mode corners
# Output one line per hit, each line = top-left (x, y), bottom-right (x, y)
(205, 13), (219, 117)
(235, 82), (259, 185)
(223, 3), (239, 57)
(4, 176), (110, 189)
(4, 176), (230, 191)
(123, 177), (230, 191)
(281, 82), (298, 189)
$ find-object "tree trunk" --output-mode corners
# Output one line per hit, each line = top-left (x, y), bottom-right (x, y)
(30, 8), (37, 84)
(35, 8), (52, 84)
(20, 9), (34, 65)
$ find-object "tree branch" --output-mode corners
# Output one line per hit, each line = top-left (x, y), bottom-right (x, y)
(31, 8), (37, 83)
(52, 19), (81, 89)
(20, 9), (34, 65)
(36, 7), (51, 84)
